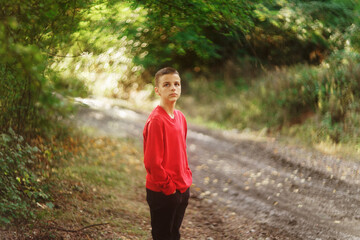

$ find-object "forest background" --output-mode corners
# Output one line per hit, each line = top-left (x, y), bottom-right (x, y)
(1, 0), (360, 228)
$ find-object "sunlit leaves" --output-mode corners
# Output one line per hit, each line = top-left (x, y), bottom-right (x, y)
(50, 1), (147, 98)
(129, 0), (255, 70)
(0, 0), (93, 135)
(250, 0), (359, 64)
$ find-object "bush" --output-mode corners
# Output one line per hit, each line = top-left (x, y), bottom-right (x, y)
(181, 52), (360, 144)
(318, 52), (360, 123)
(253, 52), (360, 127)
(256, 65), (319, 126)
(0, 129), (50, 225)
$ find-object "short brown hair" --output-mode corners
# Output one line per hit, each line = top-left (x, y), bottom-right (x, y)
(154, 67), (179, 86)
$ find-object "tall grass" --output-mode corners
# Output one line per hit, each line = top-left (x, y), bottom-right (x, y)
(180, 52), (360, 146)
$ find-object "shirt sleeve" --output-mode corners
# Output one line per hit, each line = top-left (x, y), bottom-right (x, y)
(143, 118), (176, 195)
(184, 116), (187, 140)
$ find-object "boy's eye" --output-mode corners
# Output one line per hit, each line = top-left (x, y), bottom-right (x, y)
(175, 82), (180, 86)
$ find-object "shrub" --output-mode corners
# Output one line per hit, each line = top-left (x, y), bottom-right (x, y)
(318, 52), (360, 123)
(181, 52), (360, 144)
(256, 65), (319, 126)
(0, 129), (50, 225)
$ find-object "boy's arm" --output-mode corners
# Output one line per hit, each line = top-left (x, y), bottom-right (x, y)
(144, 119), (176, 195)
(184, 116), (187, 140)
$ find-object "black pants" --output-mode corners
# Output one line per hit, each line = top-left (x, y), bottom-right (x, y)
(146, 188), (190, 240)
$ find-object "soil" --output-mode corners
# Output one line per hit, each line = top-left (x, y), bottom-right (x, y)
(72, 98), (360, 240)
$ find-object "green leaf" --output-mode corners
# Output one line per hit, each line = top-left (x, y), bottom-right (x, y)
(46, 202), (54, 209)
(0, 217), (11, 224)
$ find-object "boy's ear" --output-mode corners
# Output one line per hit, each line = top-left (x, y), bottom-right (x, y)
(154, 87), (160, 96)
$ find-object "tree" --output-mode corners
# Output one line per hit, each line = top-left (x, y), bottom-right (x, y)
(0, 0), (91, 136)
(127, 0), (359, 74)
(128, 0), (256, 72)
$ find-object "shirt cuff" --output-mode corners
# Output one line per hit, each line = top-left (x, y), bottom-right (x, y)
(162, 181), (176, 195)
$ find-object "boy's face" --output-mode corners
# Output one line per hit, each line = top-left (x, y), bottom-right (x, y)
(155, 73), (181, 103)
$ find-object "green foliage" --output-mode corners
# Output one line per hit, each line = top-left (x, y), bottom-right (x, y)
(50, 1), (145, 98)
(255, 65), (319, 126)
(317, 52), (360, 123)
(243, 51), (360, 135)
(0, 129), (49, 225)
(128, 0), (256, 72)
(0, 0), (91, 136)
(181, 52), (360, 144)
(50, 0), (255, 96)
(251, 0), (359, 65)
(120, 0), (360, 76)
(0, 0), (93, 226)
(39, 0), (360, 100)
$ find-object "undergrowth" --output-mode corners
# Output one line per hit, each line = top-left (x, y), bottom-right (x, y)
(179, 51), (360, 154)
(0, 125), (91, 226)
(0, 129), (50, 225)
(1, 126), (149, 239)
(36, 131), (148, 239)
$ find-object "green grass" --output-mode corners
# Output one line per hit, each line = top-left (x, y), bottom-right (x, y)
(35, 132), (150, 239)
(177, 53), (360, 162)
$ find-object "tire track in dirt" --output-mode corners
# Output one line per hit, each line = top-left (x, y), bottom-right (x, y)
(187, 127), (360, 240)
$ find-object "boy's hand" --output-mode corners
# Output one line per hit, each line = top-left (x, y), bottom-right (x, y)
(173, 190), (176, 194)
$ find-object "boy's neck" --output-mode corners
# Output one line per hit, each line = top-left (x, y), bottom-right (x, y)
(160, 101), (176, 117)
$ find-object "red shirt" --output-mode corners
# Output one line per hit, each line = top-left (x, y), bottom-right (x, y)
(143, 106), (192, 195)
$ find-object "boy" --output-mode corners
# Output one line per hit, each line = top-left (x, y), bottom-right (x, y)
(143, 67), (192, 240)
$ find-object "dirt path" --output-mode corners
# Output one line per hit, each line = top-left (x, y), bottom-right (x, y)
(75, 98), (360, 240)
